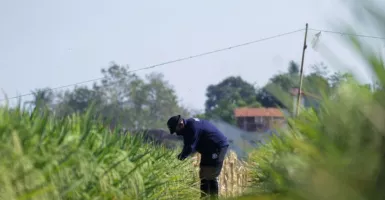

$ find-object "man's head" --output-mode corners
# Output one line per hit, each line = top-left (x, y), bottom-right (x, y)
(167, 115), (185, 135)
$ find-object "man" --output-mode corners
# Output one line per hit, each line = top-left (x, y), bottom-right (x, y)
(167, 115), (229, 199)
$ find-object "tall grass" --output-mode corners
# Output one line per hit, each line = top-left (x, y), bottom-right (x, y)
(0, 102), (200, 200)
(236, 1), (385, 200)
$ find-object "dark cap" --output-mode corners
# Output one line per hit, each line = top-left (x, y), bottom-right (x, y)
(167, 115), (182, 134)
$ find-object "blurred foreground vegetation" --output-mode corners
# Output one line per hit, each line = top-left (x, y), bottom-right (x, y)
(238, 1), (385, 200)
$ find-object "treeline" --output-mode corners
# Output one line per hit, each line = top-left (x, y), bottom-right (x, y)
(25, 60), (362, 132)
(201, 61), (364, 125)
(26, 63), (190, 131)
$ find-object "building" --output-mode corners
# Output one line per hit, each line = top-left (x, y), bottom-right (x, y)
(290, 88), (320, 113)
(234, 107), (286, 132)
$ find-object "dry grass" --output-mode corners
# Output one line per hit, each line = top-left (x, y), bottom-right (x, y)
(191, 150), (250, 198)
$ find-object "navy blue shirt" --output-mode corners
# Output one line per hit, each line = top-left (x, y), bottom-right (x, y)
(178, 118), (229, 159)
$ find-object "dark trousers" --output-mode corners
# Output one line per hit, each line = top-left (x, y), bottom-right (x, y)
(199, 145), (228, 199)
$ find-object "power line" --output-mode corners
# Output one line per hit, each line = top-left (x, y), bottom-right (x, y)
(0, 28), (305, 102)
(309, 28), (385, 40)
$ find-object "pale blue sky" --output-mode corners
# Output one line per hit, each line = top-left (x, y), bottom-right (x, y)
(0, 0), (383, 111)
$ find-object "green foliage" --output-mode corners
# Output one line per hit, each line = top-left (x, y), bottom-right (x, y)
(259, 61), (339, 112)
(242, 1), (385, 200)
(247, 78), (384, 200)
(27, 88), (55, 111)
(0, 103), (199, 200)
(54, 86), (104, 116)
(202, 60), (342, 125)
(29, 63), (189, 130)
(288, 61), (299, 75)
(205, 76), (260, 124)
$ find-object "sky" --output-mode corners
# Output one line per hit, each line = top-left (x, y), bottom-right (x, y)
(0, 0), (383, 111)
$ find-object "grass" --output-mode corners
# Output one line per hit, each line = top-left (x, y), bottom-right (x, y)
(0, 103), (201, 200)
(0, 101), (250, 200)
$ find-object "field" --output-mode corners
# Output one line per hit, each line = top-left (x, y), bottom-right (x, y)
(0, 103), (252, 200)
(0, 105), (202, 200)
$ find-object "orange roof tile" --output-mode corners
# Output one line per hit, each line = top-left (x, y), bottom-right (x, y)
(234, 107), (284, 117)
(290, 88), (304, 96)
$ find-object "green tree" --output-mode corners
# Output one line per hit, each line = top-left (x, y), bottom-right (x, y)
(204, 76), (260, 124)
(42, 62), (190, 132)
(92, 63), (144, 128)
(140, 73), (190, 128)
(288, 60), (300, 75)
(54, 86), (103, 117)
(97, 62), (139, 104)
(28, 87), (55, 110)
(329, 71), (353, 89)
(257, 61), (334, 112)
(257, 60), (301, 109)
(85, 63), (189, 130)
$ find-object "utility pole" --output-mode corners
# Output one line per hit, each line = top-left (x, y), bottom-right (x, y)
(295, 23), (309, 117)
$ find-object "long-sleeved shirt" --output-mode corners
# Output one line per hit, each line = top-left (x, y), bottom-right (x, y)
(178, 118), (229, 160)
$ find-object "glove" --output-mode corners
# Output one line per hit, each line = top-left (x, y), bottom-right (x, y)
(177, 153), (186, 161)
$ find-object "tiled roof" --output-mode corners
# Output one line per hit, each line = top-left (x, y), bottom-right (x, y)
(234, 107), (284, 117)
(290, 88), (321, 100)
(290, 88), (304, 96)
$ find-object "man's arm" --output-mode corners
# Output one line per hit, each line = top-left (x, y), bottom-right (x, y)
(178, 125), (199, 160)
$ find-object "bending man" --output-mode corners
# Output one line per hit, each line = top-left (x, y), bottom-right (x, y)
(167, 115), (229, 199)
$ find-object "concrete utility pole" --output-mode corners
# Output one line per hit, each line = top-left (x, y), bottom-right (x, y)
(295, 23), (309, 117)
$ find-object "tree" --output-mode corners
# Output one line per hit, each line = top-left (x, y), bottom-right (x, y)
(137, 72), (190, 129)
(82, 63), (190, 130)
(310, 62), (329, 77)
(28, 87), (55, 110)
(300, 63), (335, 109)
(329, 71), (353, 89)
(256, 61), (335, 112)
(33, 62), (191, 132)
(97, 62), (139, 105)
(256, 61), (301, 109)
(204, 76), (260, 124)
(54, 86), (103, 117)
(256, 85), (288, 108)
(288, 60), (300, 75)
(91, 63), (144, 129)
(190, 109), (208, 120)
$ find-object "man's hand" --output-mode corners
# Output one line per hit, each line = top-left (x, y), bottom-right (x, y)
(177, 153), (186, 161)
